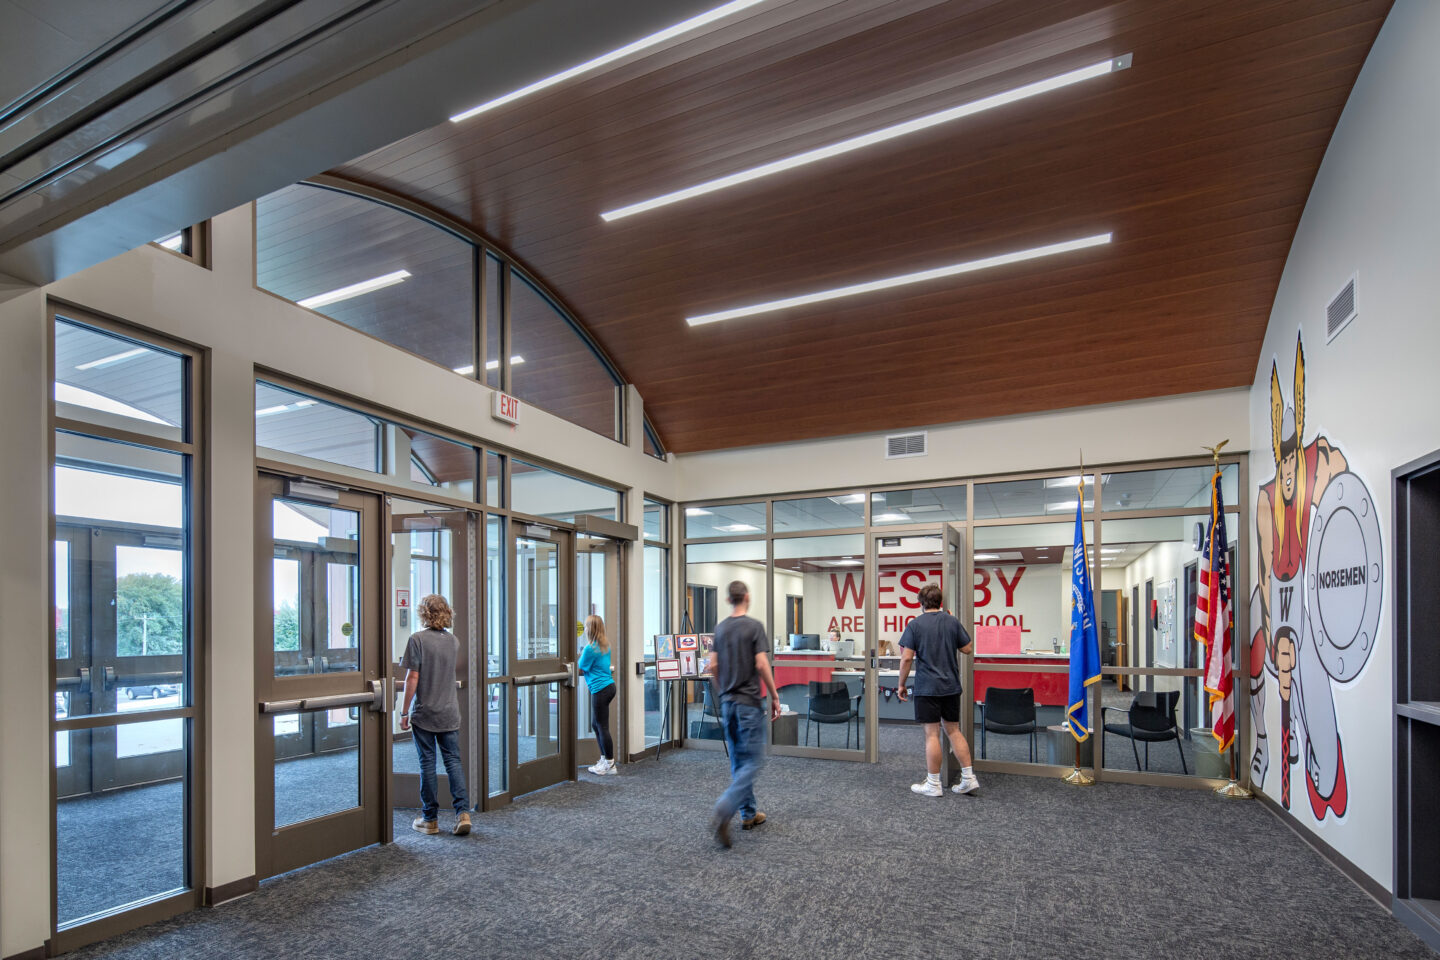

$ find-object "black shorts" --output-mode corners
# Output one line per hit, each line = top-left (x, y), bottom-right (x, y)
(913, 693), (961, 724)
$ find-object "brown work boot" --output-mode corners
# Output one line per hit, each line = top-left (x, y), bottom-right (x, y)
(452, 812), (472, 836)
(412, 817), (439, 835)
(742, 812), (767, 830)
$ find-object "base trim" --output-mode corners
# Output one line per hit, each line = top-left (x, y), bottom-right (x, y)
(1394, 899), (1440, 954)
(203, 875), (258, 907)
(1255, 790), (1389, 907)
(1, 945), (47, 960)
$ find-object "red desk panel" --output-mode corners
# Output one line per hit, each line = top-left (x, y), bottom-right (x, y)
(973, 659), (1069, 707)
(772, 655), (836, 689)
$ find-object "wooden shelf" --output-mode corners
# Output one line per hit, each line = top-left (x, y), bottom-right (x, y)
(1398, 701), (1440, 726)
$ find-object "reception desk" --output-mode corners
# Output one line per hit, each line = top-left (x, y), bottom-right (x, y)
(772, 649), (842, 689)
(973, 652), (1070, 707)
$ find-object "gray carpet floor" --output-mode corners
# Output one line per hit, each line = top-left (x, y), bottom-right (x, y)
(65, 735), (1430, 960)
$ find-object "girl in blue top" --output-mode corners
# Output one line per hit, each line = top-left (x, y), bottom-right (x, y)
(578, 615), (617, 775)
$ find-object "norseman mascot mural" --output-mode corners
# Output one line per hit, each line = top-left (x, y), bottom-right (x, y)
(1250, 331), (1382, 821)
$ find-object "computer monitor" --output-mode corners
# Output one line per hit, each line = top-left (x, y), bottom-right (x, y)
(789, 633), (821, 651)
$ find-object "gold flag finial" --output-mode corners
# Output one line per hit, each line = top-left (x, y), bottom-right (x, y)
(1202, 439), (1229, 466)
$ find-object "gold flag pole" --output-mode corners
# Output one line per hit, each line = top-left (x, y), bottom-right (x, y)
(1202, 441), (1252, 799)
(1063, 452), (1095, 785)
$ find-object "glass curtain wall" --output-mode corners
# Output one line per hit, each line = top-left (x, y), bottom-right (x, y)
(253, 181), (666, 452)
(52, 315), (199, 932)
(683, 540), (768, 743)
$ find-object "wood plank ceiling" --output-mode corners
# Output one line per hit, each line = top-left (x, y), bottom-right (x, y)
(331, 0), (1393, 453)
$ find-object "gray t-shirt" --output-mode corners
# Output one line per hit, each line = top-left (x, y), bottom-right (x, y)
(713, 614), (770, 708)
(400, 628), (461, 732)
(898, 610), (972, 697)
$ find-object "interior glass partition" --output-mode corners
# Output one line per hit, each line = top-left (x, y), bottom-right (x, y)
(772, 535), (865, 754)
(684, 540), (767, 744)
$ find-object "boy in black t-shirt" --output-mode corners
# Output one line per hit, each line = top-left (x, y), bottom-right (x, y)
(897, 583), (980, 797)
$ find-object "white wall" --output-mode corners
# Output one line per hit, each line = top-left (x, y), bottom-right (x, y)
(0, 206), (679, 957)
(675, 388), (1250, 501)
(1244, 0), (1440, 891)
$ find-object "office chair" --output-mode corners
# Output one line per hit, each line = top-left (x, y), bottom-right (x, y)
(981, 687), (1038, 761)
(805, 681), (858, 748)
(1102, 690), (1187, 774)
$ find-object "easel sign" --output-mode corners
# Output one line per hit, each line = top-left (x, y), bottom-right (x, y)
(656, 658), (681, 680)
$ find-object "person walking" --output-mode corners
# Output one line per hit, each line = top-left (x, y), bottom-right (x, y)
(578, 614), (618, 775)
(400, 594), (472, 835)
(896, 583), (980, 797)
(707, 580), (783, 848)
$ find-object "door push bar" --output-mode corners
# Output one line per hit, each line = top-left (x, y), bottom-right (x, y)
(511, 662), (576, 689)
(259, 679), (388, 715)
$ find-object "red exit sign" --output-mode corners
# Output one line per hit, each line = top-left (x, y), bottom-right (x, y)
(492, 391), (521, 425)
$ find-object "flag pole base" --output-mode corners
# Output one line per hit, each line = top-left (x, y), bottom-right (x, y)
(1061, 766), (1095, 786)
(1214, 779), (1252, 799)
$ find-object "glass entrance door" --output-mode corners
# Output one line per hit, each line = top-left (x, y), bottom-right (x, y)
(389, 501), (476, 814)
(509, 528), (575, 795)
(255, 475), (385, 879)
(575, 536), (621, 767)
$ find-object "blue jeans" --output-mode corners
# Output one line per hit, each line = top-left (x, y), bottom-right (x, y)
(713, 701), (767, 824)
(412, 725), (469, 821)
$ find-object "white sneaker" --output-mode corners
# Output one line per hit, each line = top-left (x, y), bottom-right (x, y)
(599, 758), (618, 776)
(910, 781), (943, 797)
(587, 761), (608, 775)
(952, 776), (980, 796)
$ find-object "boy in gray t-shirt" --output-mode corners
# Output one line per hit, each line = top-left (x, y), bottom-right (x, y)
(400, 595), (471, 835)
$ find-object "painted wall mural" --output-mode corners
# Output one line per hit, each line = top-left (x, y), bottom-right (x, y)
(1250, 331), (1384, 821)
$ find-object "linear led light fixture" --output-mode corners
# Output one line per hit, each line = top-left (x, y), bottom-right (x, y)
(452, 356), (526, 375)
(76, 347), (147, 370)
(449, 0), (768, 123)
(687, 233), (1111, 326)
(298, 270), (411, 310)
(603, 53), (1132, 221)
(255, 400), (317, 418)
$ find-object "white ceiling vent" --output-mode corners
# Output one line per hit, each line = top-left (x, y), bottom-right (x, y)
(885, 431), (927, 459)
(1326, 273), (1357, 343)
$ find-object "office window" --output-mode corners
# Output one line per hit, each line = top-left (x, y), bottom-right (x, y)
(685, 502), (767, 539)
(643, 544), (670, 748)
(974, 477), (1088, 520)
(255, 184), (475, 374)
(509, 272), (621, 441)
(485, 452), (505, 508)
(685, 541), (767, 631)
(1101, 464), (1239, 513)
(870, 486), (967, 525)
(643, 421), (665, 460)
(54, 318), (185, 442)
(255, 382), (381, 472)
(773, 494), (864, 533)
(401, 428), (475, 499)
(510, 460), (620, 522)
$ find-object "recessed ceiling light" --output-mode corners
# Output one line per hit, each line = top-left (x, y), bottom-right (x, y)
(298, 270), (411, 309)
(1045, 499), (1094, 513)
(685, 507), (713, 517)
(75, 347), (147, 370)
(717, 523), (759, 532)
(974, 553), (1001, 561)
(686, 234), (1112, 326)
(873, 512), (910, 523)
(449, 0), (768, 123)
(255, 399), (317, 418)
(827, 493), (865, 505)
(453, 355), (526, 375)
(602, 54), (1132, 221)
(1045, 476), (1082, 488)
(826, 559), (863, 566)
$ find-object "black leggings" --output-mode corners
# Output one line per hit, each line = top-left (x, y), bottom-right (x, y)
(591, 684), (616, 760)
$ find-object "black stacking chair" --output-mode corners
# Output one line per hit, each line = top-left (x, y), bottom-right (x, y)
(981, 687), (1038, 761)
(1102, 690), (1187, 774)
(805, 681), (858, 748)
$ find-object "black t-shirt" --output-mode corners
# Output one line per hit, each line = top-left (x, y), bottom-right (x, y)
(898, 610), (972, 697)
(712, 614), (770, 708)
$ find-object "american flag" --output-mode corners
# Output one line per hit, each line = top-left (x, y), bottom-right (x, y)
(1197, 470), (1234, 752)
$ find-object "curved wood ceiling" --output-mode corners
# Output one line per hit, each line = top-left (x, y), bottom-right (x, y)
(331, 0), (1392, 453)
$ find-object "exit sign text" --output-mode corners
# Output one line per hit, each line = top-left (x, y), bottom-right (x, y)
(492, 391), (520, 425)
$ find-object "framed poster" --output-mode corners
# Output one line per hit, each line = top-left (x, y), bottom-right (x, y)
(699, 634), (714, 651)
(1155, 579), (1178, 667)
(656, 635), (676, 660)
(678, 649), (698, 677)
(656, 658), (680, 680)
(676, 634), (698, 652)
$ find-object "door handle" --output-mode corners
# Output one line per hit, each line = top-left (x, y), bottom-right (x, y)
(512, 664), (575, 688)
(259, 680), (388, 715)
